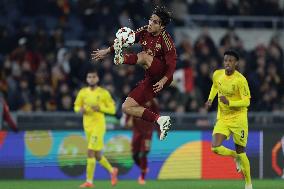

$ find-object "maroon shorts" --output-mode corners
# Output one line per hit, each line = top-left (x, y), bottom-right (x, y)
(128, 57), (172, 105)
(131, 131), (153, 153)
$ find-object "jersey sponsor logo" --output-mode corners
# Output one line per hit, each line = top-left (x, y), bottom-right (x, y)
(155, 43), (161, 50)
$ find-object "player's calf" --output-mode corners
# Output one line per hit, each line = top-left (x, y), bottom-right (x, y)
(234, 157), (241, 173)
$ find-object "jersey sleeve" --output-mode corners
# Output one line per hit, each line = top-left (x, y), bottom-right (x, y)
(229, 77), (251, 107)
(134, 25), (148, 43)
(162, 31), (177, 79)
(74, 89), (84, 113)
(208, 71), (218, 101)
(99, 90), (116, 115)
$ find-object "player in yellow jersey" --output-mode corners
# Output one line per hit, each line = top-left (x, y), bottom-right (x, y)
(74, 68), (118, 188)
(205, 50), (252, 189)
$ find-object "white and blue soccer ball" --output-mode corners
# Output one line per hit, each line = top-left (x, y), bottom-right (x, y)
(115, 27), (135, 48)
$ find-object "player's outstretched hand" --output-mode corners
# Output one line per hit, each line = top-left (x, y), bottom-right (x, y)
(205, 100), (212, 110)
(91, 48), (109, 61)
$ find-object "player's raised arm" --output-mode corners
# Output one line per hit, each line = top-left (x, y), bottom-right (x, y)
(91, 47), (112, 61)
(92, 26), (139, 62)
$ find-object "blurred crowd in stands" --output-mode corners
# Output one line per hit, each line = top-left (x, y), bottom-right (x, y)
(0, 0), (283, 113)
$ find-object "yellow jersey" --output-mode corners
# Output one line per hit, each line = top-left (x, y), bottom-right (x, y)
(74, 86), (116, 132)
(208, 69), (251, 120)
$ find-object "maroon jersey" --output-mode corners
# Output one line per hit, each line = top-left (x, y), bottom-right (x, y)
(135, 26), (177, 82)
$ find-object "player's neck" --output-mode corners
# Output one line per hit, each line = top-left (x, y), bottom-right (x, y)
(89, 85), (98, 90)
(152, 30), (162, 36)
(225, 70), (235, 76)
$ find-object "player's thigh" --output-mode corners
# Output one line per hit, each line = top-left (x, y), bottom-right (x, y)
(88, 130), (105, 151)
(231, 117), (248, 147)
(128, 79), (155, 105)
(212, 119), (231, 140)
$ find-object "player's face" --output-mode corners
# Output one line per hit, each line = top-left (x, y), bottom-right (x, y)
(86, 72), (99, 87)
(147, 14), (164, 35)
(223, 55), (238, 75)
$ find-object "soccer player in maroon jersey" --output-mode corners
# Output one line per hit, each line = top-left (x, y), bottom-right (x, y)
(92, 6), (176, 140)
(0, 94), (18, 133)
(125, 99), (160, 185)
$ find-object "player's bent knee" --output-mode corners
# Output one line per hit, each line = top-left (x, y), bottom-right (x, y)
(211, 146), (221, 154)
(137, 52), (152, 66)
(122, 103), (130, 114)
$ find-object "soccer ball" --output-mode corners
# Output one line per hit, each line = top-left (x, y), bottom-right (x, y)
(115, 27), (135, 48)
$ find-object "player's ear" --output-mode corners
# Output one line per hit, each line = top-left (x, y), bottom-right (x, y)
(235, 59), (239, 67)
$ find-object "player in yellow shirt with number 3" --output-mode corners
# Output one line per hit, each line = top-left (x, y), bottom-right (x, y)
(205, 50), (252, 189)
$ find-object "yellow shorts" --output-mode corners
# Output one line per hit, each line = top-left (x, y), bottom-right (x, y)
(85, 129), (105, 151)
(213, 115), (248, 147)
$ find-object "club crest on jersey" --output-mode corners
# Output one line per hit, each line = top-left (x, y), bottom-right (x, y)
(142, 41), (147, 46)
(155, 43), (161, 49)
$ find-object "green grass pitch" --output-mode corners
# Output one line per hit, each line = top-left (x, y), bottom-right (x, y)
(0, 180), (283, 189)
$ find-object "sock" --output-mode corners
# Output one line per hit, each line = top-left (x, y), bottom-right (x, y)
(140, 156), (148, 179)
(99, 156), (113, 173)
(211, 145), (237, 157)
(3, 101), (18, 132)
(123, 54), (138, 65)
(238, 153), (252, 185)
(132, 153), (140, 167)
(86, 158), (96, 183)
(142, 109), (159, 123)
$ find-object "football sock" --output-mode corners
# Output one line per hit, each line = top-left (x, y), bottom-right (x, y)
(133, 153), (140, 167)
(238, 153), (252, 185)
(99, 156), (113, 173)
(140, 156), (148, 179)
(3, 101), (18, 131)
(142, 108), (159, 123)
(123, 53), (138, 65)
(211, 145), (237, 157)
(86, 158), (96, 183)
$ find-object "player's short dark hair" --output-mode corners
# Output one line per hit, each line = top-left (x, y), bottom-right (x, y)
(152, 6), (172, 26)
(86, 66), (98, 75)
(224, 50), (240, 61)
